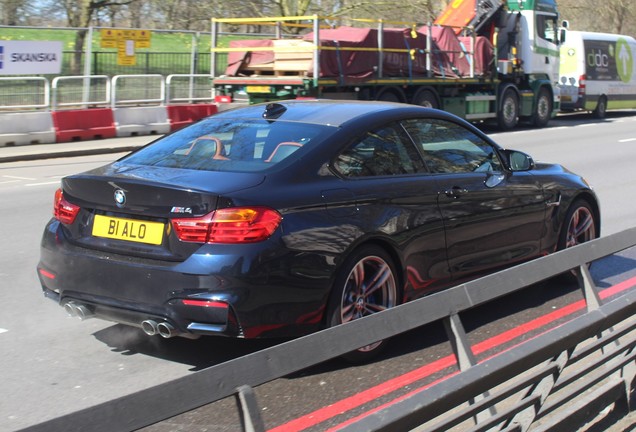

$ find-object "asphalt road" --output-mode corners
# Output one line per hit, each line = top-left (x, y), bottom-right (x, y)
(1, 112), (635, 431)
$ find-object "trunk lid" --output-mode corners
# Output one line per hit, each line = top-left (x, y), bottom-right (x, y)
(59, 163), (266, 261)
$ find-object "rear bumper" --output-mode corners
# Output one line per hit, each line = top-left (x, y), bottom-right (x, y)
(39, 287), (236, 338)
(558, 87), (585, 111)
(37, 219), (329, 339)
(560, 99), (585, 111)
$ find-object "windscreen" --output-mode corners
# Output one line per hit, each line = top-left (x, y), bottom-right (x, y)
(122, 117), (334, 172)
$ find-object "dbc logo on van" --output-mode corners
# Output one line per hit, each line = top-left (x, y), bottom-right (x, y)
(587, 49), (609, 68)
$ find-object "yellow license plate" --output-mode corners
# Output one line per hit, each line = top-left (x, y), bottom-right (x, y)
(92, 214), (164, 245)
(246, 85), (272, 93)
(561, 95), (572, 102)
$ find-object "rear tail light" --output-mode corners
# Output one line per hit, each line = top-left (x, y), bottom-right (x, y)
(215, 95), (232, 103)
(578, 74), (586, 97)
(182, 299), (229, 309)
(171, 207), (282, 244)
(53, 188), (81, 225)
(38, 267), (56, 280)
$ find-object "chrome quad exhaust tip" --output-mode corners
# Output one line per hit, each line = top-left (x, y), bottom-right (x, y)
(157, 321), (176, 339)
(141, 320), (179, 339)
(141, 320), (159, 336)
(141, 320), (199, 339)
(63, 302), (93, 321)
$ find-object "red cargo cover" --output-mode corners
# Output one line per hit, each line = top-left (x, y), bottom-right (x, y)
(225, 40), (274, 76)
(419, 25), (494, 76)
(458, 36), (494, 76)
(222, 26), (481, 79)
(420, 26), (471, 77)
(302, 26), (455, 79)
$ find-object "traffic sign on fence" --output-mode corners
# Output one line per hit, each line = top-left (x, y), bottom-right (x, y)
(99, 29), (152, 65)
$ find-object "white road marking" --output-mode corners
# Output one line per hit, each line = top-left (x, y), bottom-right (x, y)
(2, 175), (36, 180)
(618, 138), (636, 143)
(0, 328), (8, 334)
(25, 181), (61, 187)
(0, 180), (20, 185)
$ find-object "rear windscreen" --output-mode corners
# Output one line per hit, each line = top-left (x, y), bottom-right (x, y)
(123, 118), (334, 172)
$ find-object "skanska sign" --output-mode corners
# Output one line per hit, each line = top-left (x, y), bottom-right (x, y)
(0, 41), (63, 75)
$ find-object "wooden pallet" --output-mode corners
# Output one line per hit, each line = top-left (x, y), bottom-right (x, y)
(272, 39), (313, 72)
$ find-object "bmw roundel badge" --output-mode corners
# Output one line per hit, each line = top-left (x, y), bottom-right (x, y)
(114, 189), (126, 207)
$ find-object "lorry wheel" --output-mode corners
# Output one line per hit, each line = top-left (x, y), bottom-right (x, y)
(412, 89), (439, 109)
(532, 88), (552, 128)
(498, 88), (519, 130)
(592, 96), (607, 119)
(376, 87), (405, 103)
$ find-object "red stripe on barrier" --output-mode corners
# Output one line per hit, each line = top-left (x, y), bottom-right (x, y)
(52, 108), (116, 143)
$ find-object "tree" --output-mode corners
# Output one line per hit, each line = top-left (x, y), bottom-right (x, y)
(264, 0), (439, 22)
(0, 0), (28, 25)
(55, 0), (138, 73)
(148, 0), (212, 30)
(558, 0), (636, 35)
(604, 0), (634, 34)
(216, 0), (441, 35)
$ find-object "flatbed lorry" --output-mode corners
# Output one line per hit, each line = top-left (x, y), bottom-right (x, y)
(211, 0), (562, 130)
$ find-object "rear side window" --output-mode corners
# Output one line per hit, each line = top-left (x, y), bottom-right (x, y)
(333, 123), (425, 177)
(402, 118), (503, 174)
(123, 118), (334, 172)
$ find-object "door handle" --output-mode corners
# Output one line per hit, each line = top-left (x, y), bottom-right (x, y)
(444, 186), (468, 199)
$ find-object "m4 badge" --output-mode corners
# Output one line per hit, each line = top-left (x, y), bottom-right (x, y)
(171, 207), (193, 214)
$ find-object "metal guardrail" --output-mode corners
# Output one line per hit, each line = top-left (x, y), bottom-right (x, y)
(344, 286), (636, 432)
(51, 75), (111, 109)
(20, 227), (636, 432)
(165, 74), (214, 103)
(0, 77), (50, 110)
(0, 74), (214, 111)
(111, 74), (166, 107)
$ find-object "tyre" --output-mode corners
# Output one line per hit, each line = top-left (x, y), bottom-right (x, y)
(376, 87), (404, 103)
(531, 87), (552, 128)
(326, 245), (398, 362)
(412, 89), (439, 109)
(558, 199), (598, 250)
(497, 87), (519, 130)
(592, 96), (607, 119)
(556, 199), (598, 281)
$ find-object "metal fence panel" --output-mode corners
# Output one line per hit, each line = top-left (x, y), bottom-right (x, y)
(166, 74), (214, 103)
(0, 77), (49, 109)
(51, 75), (110, 109)
(111, 74), (165, 106)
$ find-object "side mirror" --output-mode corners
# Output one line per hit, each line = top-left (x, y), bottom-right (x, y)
(504, 149), (535, 171)
(559, 20), (569, 44)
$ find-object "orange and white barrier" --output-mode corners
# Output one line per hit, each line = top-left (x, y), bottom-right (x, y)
(0, 103), (218, 147)
(0, 112), (56, 146)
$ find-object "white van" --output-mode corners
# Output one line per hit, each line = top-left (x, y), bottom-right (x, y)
(559, 29), (636, 118)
